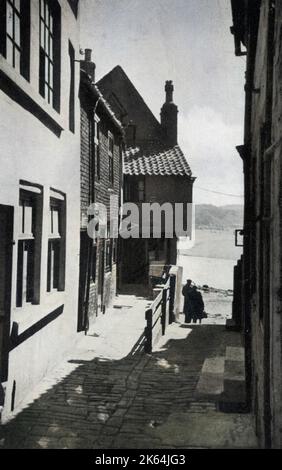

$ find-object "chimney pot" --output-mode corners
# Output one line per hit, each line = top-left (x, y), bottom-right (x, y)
(85, 48), (92, 62)
(160, 80), (178, 147)
(81, 49), (96, 82)
(165, 80), (174, 103)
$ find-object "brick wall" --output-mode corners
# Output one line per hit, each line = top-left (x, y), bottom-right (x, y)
(80, 97), (122, 324)
(95, 120), (121, 210)
(80, 107), (91, 226)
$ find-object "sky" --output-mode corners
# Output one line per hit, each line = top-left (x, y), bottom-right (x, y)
(80, 0), (246, 206)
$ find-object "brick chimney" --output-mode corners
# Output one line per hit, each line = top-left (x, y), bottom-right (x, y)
(160, 80), (178, 147)
(80, 48), (96, 82)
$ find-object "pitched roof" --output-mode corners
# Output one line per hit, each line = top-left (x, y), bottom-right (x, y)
(97, 66), (165, 143)
(124, 145), (193, 177)
(80, 70), (123, 134)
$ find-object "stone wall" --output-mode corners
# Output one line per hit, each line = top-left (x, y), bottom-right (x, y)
(239, 0), (282, 448)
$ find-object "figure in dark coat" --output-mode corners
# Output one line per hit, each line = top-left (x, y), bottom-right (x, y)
(182, 279), (195, 323)
(191, 286), (205, 324)
(182, 281), (205, 324)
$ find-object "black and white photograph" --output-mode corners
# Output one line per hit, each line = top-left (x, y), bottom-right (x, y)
(0, 0), (281, 453)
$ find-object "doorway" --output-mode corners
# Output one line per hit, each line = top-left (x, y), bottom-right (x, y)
(98, 239), (105, 314)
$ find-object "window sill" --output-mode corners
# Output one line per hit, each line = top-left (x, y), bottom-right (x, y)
(18, 234), (34, 240)
(12, 291), (65, 336)
(0, 57), (65, 135)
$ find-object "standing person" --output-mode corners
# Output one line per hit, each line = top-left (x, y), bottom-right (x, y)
(191, 285), (205, 324)
(182, 279), (194, 323)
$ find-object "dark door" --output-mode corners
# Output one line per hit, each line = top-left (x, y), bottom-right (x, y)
(98, 240), (105, 314)
(0, 205), (14, 382)
(77, 231), (90, 332)
(121, 238), (148, 284)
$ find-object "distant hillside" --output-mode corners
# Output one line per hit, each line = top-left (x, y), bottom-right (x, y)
(195, 204), (243, 230)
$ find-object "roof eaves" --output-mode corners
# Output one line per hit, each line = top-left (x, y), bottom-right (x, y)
(80, 70), (124, 135)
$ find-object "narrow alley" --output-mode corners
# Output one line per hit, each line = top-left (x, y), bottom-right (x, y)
(0, 0), (281, 453)
(0, 296), (257, 449)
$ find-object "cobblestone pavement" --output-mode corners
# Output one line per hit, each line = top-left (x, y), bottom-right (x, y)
(0, 297), (257, 449)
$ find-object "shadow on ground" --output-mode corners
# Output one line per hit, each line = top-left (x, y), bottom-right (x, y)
(0, 325), (257, 449)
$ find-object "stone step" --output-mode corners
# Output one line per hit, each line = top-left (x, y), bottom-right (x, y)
(219, 346), (247, 412)
(225, 346), (245, 363)
(196, 357), (225, 398)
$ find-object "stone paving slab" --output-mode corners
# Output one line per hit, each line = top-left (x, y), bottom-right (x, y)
(226, 346), (245, 362)
(148, 410), (258, 449)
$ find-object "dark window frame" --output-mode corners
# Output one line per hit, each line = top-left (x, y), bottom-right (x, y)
(138, 178), (145, 202)
(124, 176), (145, 202)
(0, 0), (30, 80)
(105, 239), (112, 272)
(16, 187), (43, 307)
(94, 115), (101, 181)
(108, 131), (114, 186)
(112, 238), (117, 264)
(47, 194), (66, 293)
(39, 0), (61, 112)
(68, 40), (75, 133)
(90, 242), (97, 283)
(105, 223), (112, 272)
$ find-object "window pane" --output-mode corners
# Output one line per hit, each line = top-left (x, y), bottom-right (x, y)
(49, 62), (53, 88)
(45, 55), (49, 82)
(24, 205), (33, 237)
(109, 136), (114, 154)
(6, 3), (13, 38)
(49, 14), (53, 34)
(14, 0), (21, 14)
(45, 83), (49, 101)
(39, 1), (58, 109)
(52, 209), (60, 236)
(45, 25), (48, 51)
(47, 241), (60, 291)
(40, 0), (44, 19)
(14, 13), (20, 47)
(22, 243), (28, 302)
(19, 204), (24, 234)
(14, 47), (20, 73)
(49, 36), (53, 60)
(53, 242), (60, 289)
(40, 19), (44, 47)
(6, 38), (13, 66)
(49, 207), (53, 234)
(45, 1), (49, 25)
(49, 89), (53, 106)
(26, 241), (34, 302)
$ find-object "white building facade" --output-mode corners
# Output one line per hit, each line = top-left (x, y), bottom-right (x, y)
(0, 0), (81, 420)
